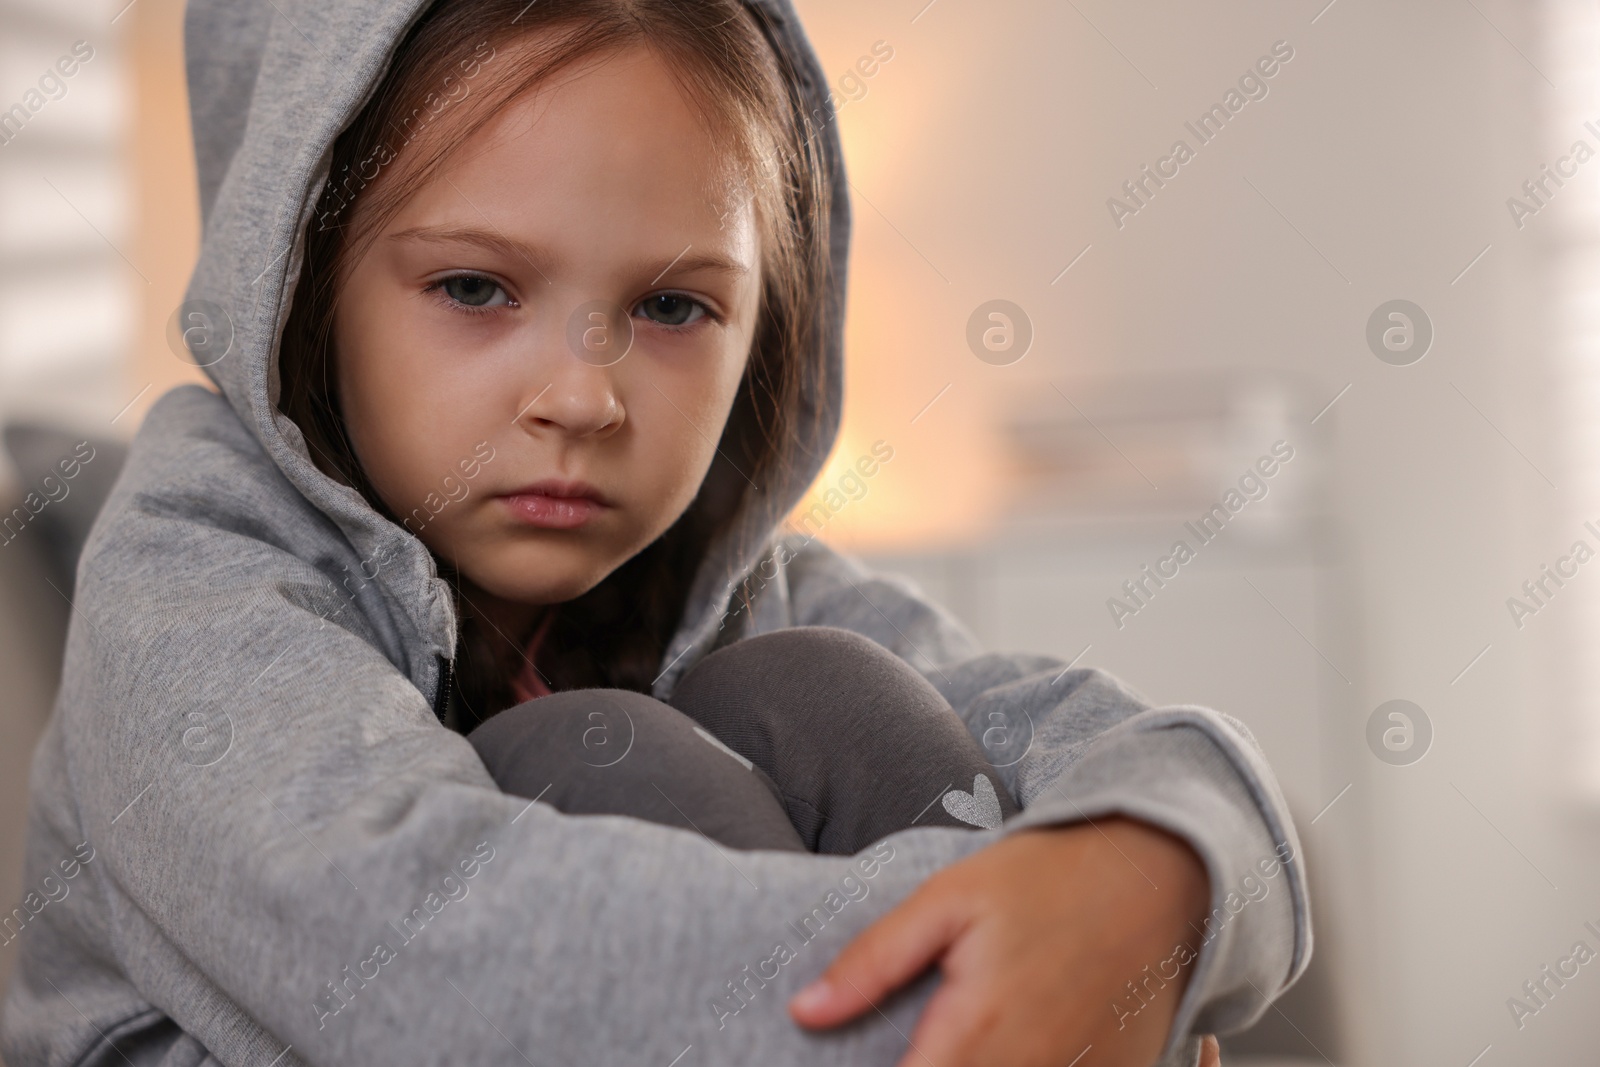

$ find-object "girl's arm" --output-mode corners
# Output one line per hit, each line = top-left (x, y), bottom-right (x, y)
(2, 393), (1254, 1067)
(17, 523), (996, 1067)
(769, 534), (1313, 1061)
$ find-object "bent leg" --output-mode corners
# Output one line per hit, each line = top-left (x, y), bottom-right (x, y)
(667, 626), (1021, 855)
(468, 688), (806, 852)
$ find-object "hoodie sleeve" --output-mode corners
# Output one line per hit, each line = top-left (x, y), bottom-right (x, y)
(775, 535), (1312, 1063)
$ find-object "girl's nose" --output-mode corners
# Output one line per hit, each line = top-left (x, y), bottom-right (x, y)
(516, 338), (625, 439)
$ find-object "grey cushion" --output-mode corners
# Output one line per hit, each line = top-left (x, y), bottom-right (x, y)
(2, 421), (128, 597)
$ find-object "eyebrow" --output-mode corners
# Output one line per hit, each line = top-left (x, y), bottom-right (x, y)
(386, 225), (749, 281)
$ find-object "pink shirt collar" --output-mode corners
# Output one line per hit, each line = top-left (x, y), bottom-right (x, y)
(509, 608), (556, 705)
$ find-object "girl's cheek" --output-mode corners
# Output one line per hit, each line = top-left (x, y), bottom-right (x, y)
(653, 333), (748, 413)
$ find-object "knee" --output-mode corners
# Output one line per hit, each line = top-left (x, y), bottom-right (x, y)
(469, 688), (678, 779)
(690, 625), (912, 685)
(671, 625), (950, 741)
(467, 688), (800, 849)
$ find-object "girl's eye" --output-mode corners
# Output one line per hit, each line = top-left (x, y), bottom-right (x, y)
(433, 275), (512, 310)
(636, 293), (708, 328)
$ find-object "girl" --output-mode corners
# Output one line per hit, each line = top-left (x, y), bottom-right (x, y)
(0, 1), (1308, 1065)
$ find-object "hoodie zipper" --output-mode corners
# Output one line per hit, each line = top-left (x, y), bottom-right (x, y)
(431, 653), (454, 724)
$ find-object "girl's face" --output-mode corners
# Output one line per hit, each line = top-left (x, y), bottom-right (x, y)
(334, 41), (762, 632)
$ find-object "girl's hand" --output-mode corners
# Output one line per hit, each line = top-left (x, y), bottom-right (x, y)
(788, 816), (1214, 1067)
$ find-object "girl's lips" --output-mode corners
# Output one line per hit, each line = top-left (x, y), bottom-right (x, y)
(500, 492), (606, 530)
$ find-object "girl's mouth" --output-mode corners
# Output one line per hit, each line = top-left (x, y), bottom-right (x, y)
(498, 479), (610, 530)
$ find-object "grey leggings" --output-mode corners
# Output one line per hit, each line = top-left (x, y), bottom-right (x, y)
(467, 626), (1021, 854)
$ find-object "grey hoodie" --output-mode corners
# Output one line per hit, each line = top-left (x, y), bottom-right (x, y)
(0, 1), (1310, 1065)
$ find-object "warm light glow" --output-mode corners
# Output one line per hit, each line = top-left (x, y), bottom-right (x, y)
(786, 42), (1014, 553)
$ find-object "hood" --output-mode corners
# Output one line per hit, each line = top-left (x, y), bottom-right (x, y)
(179, 0), (850, 694)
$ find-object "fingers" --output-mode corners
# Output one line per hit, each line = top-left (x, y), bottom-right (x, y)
(891, 980), (990, 1067)
(1199, 1034), (1221, 1067)
(789, 876), (969, 1029)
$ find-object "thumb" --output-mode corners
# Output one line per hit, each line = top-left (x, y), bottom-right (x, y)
(788, 876), (969, 1029)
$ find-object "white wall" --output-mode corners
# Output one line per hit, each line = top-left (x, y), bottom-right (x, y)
(796, 0), (1600, 1063)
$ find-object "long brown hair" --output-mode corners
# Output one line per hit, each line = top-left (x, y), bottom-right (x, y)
(277, 0), (833, 726)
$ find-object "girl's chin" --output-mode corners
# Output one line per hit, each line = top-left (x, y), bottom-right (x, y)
(471, 555), (624, 607)
(448, 526), (658, 604)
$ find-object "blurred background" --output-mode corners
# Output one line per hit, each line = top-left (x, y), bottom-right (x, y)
(2, 0), (1598, 1064)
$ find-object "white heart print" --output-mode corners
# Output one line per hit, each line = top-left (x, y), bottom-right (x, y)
(941, 773), (1002, 829)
